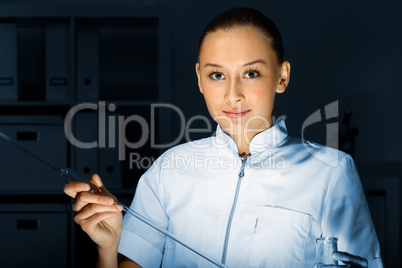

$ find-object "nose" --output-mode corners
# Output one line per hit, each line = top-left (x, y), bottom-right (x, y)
(224, 77), (244, 105)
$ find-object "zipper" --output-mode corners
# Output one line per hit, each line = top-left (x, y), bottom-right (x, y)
(221, 155), (248, 264)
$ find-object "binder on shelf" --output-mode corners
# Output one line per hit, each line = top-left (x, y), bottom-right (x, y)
(0, 209), (68, 267)
(0, 116), (67, 190)
(0, 23), (18, 100)
(99, 112), (122, 190)
(73, 112), (121, 189)
(76, 24), (99, 101)
(73, 113), (99, 180)
(46, 23), (69, 101)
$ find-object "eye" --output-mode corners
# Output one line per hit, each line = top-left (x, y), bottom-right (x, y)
(245, 70), (259, 78)
(210, 72), (225, 80)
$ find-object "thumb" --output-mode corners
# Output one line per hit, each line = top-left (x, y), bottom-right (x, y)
(90, 174), (116, 200)
(332, 251), (368, 267)
(91, 173), (103, 187)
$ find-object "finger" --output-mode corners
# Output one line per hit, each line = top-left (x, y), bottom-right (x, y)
(73, 191), (116, 212)
(80, 211), (122, 234)
(91, 174), (116, 200)
(333, 251), (368, 267)
(64, 182), (90, 198)
(89, 173), (103, 193)
(74, 203), (123, 223)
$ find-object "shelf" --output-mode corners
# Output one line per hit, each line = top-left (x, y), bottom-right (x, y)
(0, 6), (171, 268)
(0, 5), (165, 18)
(0, 190), (70, 205)
(0, 17), (71, 102)
(0, 105), (71, 115)
(0, 100), (164, 107)
(0, 101), (72, 106)
(94, 100), (162, 106)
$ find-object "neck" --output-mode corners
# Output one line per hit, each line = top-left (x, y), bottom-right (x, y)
(239, 152), (251, 158)
(230, 123), (273, 155)
(231, 133), (252, 155)
(221, 119), (275, 156)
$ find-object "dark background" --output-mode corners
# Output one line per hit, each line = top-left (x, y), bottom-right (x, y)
(168, 0), (402, 164)
(0, 0), (401, 267)
(1, 0), (402, 159)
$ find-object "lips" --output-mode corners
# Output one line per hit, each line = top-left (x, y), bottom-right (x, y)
(223, 109), (250, 119)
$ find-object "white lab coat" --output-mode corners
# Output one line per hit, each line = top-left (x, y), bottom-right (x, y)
(118, 119), (383, 267)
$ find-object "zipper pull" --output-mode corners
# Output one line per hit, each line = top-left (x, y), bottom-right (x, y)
(239, 168), (245, 178)
(238, 155), (248, 178)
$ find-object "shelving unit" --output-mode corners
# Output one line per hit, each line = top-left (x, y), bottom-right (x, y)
(0, 4), (171, 267)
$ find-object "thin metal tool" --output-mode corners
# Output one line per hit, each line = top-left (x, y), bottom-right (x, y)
(0, 131), (227, 268)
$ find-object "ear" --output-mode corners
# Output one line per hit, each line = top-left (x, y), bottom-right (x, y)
(195, 62), (203, 94)
(276, 61), (291, 93)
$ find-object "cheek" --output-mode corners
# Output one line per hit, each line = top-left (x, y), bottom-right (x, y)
(249, 86), (276, 111)
(201, 81), (223, 107)
(250, 82), (276, 98)
(207, 98), (221, 114)
(202, 88), (221, 114)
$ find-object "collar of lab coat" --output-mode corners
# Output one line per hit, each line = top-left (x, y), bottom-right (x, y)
(214, 119), (289, 156)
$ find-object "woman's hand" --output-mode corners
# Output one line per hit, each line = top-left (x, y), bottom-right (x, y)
(64, 174), (124, 252)
(316, 251), (368, 267)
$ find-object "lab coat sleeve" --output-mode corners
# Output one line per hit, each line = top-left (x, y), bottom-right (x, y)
(321, 154), (383, 267)
(118, 155), (168, 268)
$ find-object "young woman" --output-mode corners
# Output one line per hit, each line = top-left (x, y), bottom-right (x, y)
(65, 7), (383, 268)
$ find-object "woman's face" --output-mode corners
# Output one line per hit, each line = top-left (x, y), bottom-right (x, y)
(196, 26), (290, 142)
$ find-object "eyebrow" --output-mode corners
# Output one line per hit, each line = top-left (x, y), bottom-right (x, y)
(203, 59), (266, 68)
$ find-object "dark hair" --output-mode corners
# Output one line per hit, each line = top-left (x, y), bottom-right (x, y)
(198, 7), (284, 63)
